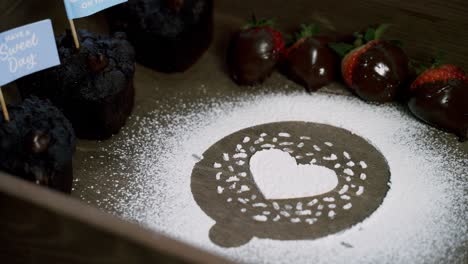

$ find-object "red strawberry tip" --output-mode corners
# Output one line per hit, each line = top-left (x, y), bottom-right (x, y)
(340, 40), (380, 87)
(410, 64), (468, 90)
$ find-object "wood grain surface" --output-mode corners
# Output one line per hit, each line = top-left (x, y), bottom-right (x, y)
(0, 0), (467, 263)
(0, 174), (229, 264)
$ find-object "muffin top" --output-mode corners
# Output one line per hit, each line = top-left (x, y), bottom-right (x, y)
(18, 30), (135, 102)
(108, 0), (212, 37)
(0, 96), (76, 183)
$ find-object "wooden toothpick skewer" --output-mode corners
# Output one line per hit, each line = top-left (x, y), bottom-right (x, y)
(0, 87), (10, 122)
(68, 19), (80, 49)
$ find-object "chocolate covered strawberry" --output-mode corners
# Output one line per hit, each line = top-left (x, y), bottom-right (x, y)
(330, 25), (409, 102)
(228, 17), (285, 85)
(408, 64), (468, 141)
(282, 24), (339, 92)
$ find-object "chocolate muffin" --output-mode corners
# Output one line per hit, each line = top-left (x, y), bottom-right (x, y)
(17, 30), (136, 140)
(0, 97), (76, 193)
(107, 0), (213, 72)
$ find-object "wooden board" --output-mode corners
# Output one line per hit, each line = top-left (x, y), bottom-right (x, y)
(0, 174), (229, 263)
(0, 0), (467, 263)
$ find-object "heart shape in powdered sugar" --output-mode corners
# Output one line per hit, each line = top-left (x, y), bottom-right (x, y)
(249, 149), (339, 200)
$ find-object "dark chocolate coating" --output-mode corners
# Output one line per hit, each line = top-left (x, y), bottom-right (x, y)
(352, 41), (409, 102)
(408, 79), (468, 141)
(0, 97), (76, 193)
(107, 0), (213, 73)
(228, 29), (279, 85)
(283, 37), (339, 91)
(17, 30), (136, 140)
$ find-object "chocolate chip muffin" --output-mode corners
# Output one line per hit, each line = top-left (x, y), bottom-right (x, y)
(17, 30), (136, 140)
(0, 97), (76, 193)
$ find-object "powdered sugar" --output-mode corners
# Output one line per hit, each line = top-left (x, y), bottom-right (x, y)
(77, 92), (467, 263)
(250, 149), (339, 200)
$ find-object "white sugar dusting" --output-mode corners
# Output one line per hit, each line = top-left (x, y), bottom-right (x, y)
(238, 172), (247, 177)
(233, 153), (247, 159)
(359, 161), (368, 169)
(341, 195), (351, 200)
(343, 168), (355, 176)
(296, 202), (303, 210)
(253, 215), (268, 222)
(238, 185), (250, 193)
(291, 218), (301, 223)
(356, 186), (365, 196)
(360, 173), (367, 180)
(343, 151), (351, 159)
(323, 154), (338, 161)
(80, 92), (467, 264)
(249, 149), (339, 200)
(226, 176), (239, 182)
(307, 199), (318, 207)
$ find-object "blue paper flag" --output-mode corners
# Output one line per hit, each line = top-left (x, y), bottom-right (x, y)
(0, 20), (60, 87)
(64, 0), (127, 20)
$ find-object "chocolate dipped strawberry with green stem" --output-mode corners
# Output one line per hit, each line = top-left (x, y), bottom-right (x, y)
(228, 16), (285, 85)
(408, 63), (468, 141)
(330, 24), (409, 102)
(281, 24), (339, 92)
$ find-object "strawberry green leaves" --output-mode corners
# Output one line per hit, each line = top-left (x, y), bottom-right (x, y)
(244, 15), (276, 30)
(294, 24), (320, 41)
(328, 24), (399, 58)
(329, 43), (355, 57)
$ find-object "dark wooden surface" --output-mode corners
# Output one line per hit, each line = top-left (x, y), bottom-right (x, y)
(0, 0), (467, 263)
(0, 174), (229, 264)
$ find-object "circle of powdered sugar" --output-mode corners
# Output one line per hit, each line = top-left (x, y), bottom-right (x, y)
(191, 121), (390, 247)
(75, 92), (467, 263)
